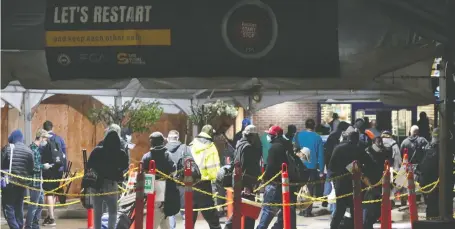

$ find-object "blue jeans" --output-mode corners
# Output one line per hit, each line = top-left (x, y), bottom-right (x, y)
(25, 189), (44, 229)
(1, 184), (26, 229)
(256, 184), (296, 229)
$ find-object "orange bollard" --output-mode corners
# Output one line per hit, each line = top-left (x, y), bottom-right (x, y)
(226, 157), (233, 218)
(352, 161), (363, 229)
(407, 164), (418, 227)
(184, 159), (194, 229)
(145, 160), (156, 229)
(232, 162), (242, 229)
(135, 163), (145, 229)
(381, 161), (392, 229)
(87, 208), (94, 229)
(282, 163), (291, 229)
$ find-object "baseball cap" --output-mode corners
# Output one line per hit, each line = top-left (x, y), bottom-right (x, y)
(266, 125), (283, 136)
(36, 129), (51, 139)
(243, 125), (258, 136)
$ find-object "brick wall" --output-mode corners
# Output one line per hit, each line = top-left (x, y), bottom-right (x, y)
(253, 101), (318, 132)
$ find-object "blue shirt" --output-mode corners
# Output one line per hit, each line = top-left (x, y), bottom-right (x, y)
(294, 130), (324, 171)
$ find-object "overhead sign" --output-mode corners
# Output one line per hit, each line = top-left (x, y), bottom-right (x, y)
(45, 0), (339, 80)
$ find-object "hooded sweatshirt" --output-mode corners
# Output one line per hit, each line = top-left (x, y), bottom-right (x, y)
(88, 131), (129, 182)
(165, 140), (191, 165)
(382, 137), (402, 171)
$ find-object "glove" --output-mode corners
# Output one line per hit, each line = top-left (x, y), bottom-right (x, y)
(43, 163), (53, 170)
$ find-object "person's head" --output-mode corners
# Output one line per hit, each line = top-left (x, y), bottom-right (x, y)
(381, 130), (393, 139)
(241, 118), (252, 130)
(35, 129), (51, 146)
(243, 125), (258, 144)
(370, 120), (377, 128)
(337, 121), (350, 133)
(167, 130), (180, 142)
(410, 125), (419, 136)
(266, 125), (283, 142)
(8, 129), (24, 144)
(286, 125), (297, 138)
(305, 119), (316, 131)
(201, 125), (215, 138)
(43, 120), (53, 132)
(149, 132), (165, 149)
(354, 118), (366, 132)
(107, 124), (121, 138)
(419, 112), (428, 120)
(332, 113), (339, 120)
(431, 128), (439, 144)
(373, 136), (384, 148)
(103, 130), (121, 151)
(344, 126), (359, 145)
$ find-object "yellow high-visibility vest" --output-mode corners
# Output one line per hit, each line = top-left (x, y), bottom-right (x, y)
(190, 133), (220, 181)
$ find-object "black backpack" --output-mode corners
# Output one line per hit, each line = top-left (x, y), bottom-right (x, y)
(383, 143), (396, 166)
(286, 150), (309, 183)
(175, 145), (201, 183)
(42, 138), (65, 167)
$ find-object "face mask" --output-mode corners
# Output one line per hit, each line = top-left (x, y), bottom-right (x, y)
(266, 135), (272, 143)
(40, 140), (48, 147)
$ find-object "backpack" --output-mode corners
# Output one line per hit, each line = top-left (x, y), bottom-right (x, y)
(175, 145), (201, 183)
(408, 138), (427, 164)
(286, 150), (309, 183)
(383, 143), (396, 166)
(43, 138), (65, 167)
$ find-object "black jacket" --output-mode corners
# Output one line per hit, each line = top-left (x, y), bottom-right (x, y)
(324, 122), (350, 168)
(97, 138), (130, 164)
(88, 133), (129, 182)
(264, 137), (288, 183)
(1, 142), (34, 185)
(234, 137), (262, 190)
(363, 146), (387, 200)
(329, 141), (368, 195)
(418, 143), (439, 187)
(141, 147), (176, 179)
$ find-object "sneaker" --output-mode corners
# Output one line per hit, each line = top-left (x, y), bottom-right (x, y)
(42, 217), (50, 226)
(47, 218), (56, 226)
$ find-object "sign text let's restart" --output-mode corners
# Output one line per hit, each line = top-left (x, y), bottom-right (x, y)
(53, 5), (153, 24)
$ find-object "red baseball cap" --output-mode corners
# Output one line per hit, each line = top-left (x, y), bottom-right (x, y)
(266, 125), (283, 136)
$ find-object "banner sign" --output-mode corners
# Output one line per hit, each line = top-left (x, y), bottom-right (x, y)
(45, 0), (339, 80)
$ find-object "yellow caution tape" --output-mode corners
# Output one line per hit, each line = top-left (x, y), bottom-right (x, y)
(24, 199), (80, 207)
(0, 170), (83, 182)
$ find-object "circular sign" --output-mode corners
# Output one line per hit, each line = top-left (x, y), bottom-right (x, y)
(57, 54), (71, 66)
(221, 0), (278, 59)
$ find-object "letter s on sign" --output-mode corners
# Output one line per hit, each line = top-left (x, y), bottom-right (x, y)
(117, 53), (128, 64)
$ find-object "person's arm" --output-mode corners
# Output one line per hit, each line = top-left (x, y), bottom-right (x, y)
(59, 137), (67, 155)
(141, 153), (150, 172)
(264, 145), (278, 180)
(317, 137), (325, 173)
(27, 150), (35, 175)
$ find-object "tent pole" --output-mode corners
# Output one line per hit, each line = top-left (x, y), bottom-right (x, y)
(23, 90), (33, 145)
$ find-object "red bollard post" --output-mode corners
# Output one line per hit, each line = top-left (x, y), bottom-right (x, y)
(282, 163), (291, 229)
(232, 162), (242, 229)
(184, 159), (194, 229)
(352, 161), (363, 229)
(135, 163), (145, 229)
(407, 165), (418, 227)
(402, 150), (409, 170)
(226, 157), (233, 218)
(381, 161), (392, 229)
(145, 160), (156, 229)
(87, 208), (94, 229)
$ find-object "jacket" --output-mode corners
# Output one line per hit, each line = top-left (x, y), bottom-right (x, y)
(363, 146), (385, 200)
(294, 130), (324, 171)
(234, 137), (262, 190)
(97, 138), (130, 164)
(418, 143), (439, 187)
(142, 146), (176, 179)
(190, 133), (220, 181)
(1, 142), (34, 185)
(382, 137), (402, 171)
(324, 122), (350, 168)
(400, 136), (429, 164)
(165, 141), (190, 165)
(264, 137), (288, 183)
(329, 141), (368, 195)
(88, 132), (129, 182)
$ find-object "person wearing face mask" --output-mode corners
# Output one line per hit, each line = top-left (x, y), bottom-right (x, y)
(25, 129), (53, 229)
(141, 132), (178, 229)
(257, 125), (297, 229)
(189, 125), (222, 229)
